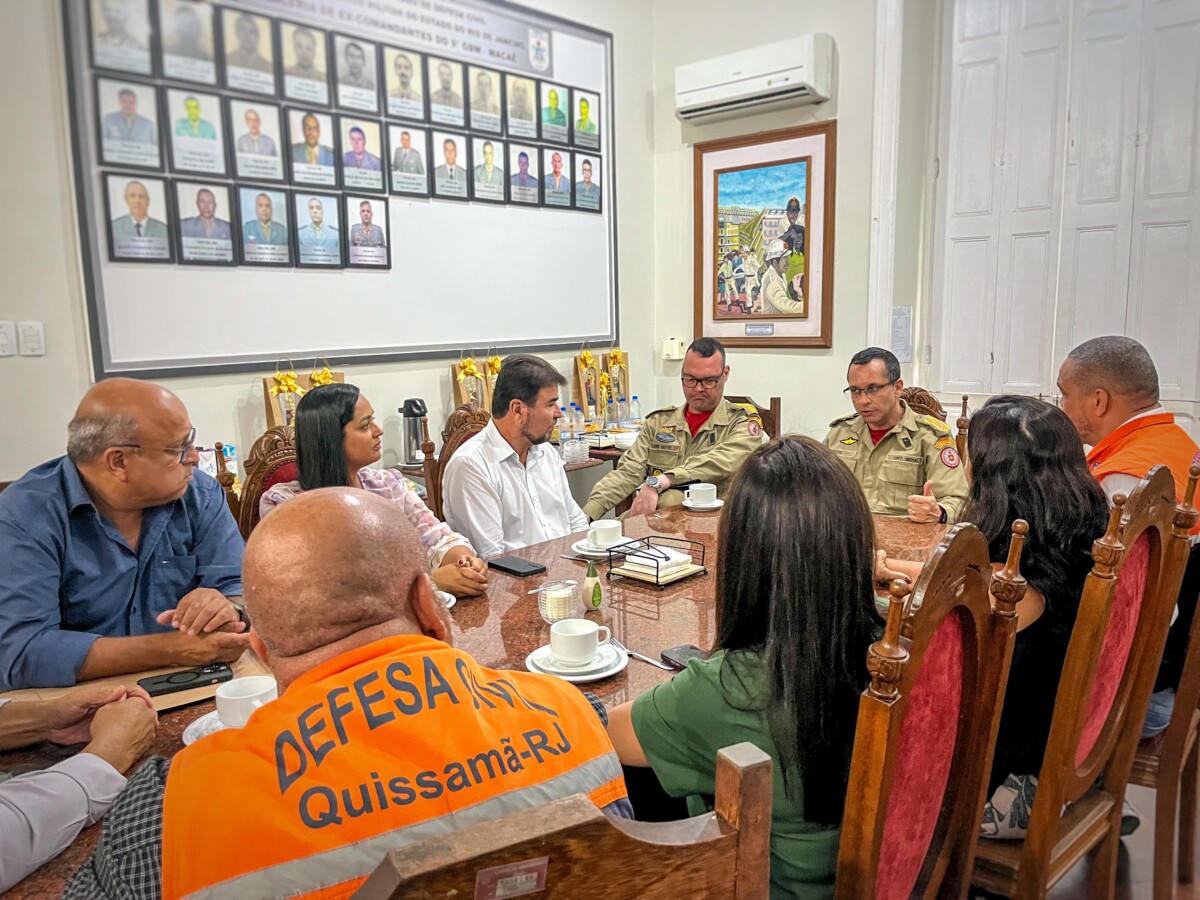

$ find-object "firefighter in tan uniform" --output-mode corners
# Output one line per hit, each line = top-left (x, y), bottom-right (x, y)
(583, 339), (762, 520)
(825, 348), (968, 524)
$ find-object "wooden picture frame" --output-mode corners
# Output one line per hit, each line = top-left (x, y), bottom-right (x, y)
(693, 121), (836, 349)
(574, 354), (601, 421)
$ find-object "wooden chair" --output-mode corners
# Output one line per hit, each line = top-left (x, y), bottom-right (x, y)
(354, 742), (773, 899)
(900, 386), (947, 422)
(836, 519), (1027, 899)
(421, 403), (491, 520)
(1127, 464), (1200, 900)
(725, 395), (781, 439)
(213, 442), (239, 522)
(971, 466), (1189, 898)
(955, 395), (970, 465)
(235, 426), (298, 540)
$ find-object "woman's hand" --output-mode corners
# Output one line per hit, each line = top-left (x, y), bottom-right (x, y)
(432, 557), (488, 597)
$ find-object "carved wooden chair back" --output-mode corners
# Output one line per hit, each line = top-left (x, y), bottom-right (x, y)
(353, 742), (773, 900)
(955, 396), (970, 468)
(899, 387), (947, 422)
(213, 441), (239, 521)
(972, 465), (1187, 898)
(725, 394), (782, 439)
(835, 520), (1027, 899)
(1127, 464), (1200, 900)
(421, 403), (491, 520)
(236, 426), (298, 540)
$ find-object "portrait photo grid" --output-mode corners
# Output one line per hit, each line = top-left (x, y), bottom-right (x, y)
(86, 0), (607, 265)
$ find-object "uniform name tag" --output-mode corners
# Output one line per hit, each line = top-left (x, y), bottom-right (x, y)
(886, 454), (922, 465)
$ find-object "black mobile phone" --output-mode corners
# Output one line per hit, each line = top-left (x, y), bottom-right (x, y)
(661, 644), (711, 671)
(487, 556), (548, 577)
(138, 663), (234, 697)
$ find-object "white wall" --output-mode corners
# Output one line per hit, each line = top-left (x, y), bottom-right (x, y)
(0, 0), (658, 483)
(649, 0), (879, 437)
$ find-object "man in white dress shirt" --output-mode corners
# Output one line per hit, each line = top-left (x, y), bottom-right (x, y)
(443, 355), (586, 558)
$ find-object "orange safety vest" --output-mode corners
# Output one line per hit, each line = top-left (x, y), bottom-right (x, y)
(1087, 412), (1200, 535)
(162, 635), (628, 899)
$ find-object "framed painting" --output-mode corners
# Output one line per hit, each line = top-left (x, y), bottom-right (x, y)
(693, 121), (836, 348)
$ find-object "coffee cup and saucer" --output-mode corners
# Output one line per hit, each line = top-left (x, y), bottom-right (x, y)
(526, 619), (629, 683)
(682, 483), (723, 511)
(571, 519), (626, 559)
(182, 675), (279, 745)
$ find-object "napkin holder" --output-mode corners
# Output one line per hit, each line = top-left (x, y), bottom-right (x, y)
(604, 536), (707, 590)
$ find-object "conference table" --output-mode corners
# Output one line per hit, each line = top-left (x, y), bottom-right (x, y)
(1, 508), (947, 898)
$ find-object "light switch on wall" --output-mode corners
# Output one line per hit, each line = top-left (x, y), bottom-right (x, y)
(17, 321), (45, 356)
(0, 321), (16, 357)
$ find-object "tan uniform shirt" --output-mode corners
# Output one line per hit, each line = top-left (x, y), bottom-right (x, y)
(582, 399), (762, 520)
(824, 400), (968, 523)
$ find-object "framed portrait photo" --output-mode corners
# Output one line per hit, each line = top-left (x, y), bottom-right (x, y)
(387, 124), (430, 197)
(467, 66), (503, 135)
(541, 146), (572, 209)
(293, 191), (344, 268)
(157, 0), (216, 85)
(337, 116), (385, 193)
(333, 34), (379, 114)
(104, 172), (174, 262)
(220, 8), (276, 96)
(89, 0), (153, 76)
(508, 143), (540, 206)
(286, 107), (338, 187)
(538, 82), (570, 146)
(506, 75), (537, 140)
(95, 76), (162, 170)
(572, 89), (600, 151)
(173, 180), (236, 265)
(469, 136), (506, 204)
(345, 195), (390, 268)
(430, 130), (469, 201)
(228, 98), (285, 182)
(165, 87), (227, 176)
(383, 47), (425, 121)
(236, 186), (292, 267)
(279, 21), (330, 106)
(426, 57), (464, 128)
(573, 153), (601, 213)
(694, 121), (837, 349)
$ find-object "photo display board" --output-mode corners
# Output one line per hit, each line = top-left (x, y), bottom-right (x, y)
(65, 0), (616, 377)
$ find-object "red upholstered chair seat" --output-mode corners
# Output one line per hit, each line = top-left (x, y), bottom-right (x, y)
(1075, 534), (1151, 766)
(263, 461), (299, 493)
(876, 612), (967, 900)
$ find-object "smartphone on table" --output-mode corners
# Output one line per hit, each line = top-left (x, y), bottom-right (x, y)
(487, 556), (548, 577)
(138, 663), (233, 697)
(660, 644), (711, 671)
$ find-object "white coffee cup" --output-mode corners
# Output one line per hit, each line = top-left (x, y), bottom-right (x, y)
(685, 483), (718, 507)
(587, 519), (623, 549)
(549, 618), (611, 667)
(215, 675), (278, 727)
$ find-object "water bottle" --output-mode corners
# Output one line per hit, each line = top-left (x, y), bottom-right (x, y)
(617, 396), (628, 427)
(629, 395), (642, 426)
(606, 399), (617, 430)
(569, 404), (583, 440)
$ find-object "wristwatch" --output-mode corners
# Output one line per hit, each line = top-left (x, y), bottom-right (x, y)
(938, 507), (948, 525)
(229, 599), (250, 627)
(644, 475), (664, 493)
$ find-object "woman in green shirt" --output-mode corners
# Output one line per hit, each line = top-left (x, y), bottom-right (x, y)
(608, 435), (880, 898)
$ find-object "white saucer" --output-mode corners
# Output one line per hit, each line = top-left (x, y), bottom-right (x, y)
(683, 498), (724, 510)
(436, 590), (457, 610)
(525, 643), (629, 683)
(532, 643), (620, 674)
(182, 710), (231, 746)
(571, 539), (625, 559)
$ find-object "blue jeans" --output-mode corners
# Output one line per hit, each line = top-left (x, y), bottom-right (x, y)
(1142, 688), (1176, 738)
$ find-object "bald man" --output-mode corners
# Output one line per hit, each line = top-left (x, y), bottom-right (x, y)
(0, 379), (248, 690)
(70, 489), (630, 897)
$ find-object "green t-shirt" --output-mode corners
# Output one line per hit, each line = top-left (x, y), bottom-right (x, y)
(631, 650), (839, 899)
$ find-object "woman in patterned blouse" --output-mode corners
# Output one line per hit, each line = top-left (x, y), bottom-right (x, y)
(260, 383), (488, 597)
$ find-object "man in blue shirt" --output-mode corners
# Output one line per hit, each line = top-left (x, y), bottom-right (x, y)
(0, 379), (249, 690)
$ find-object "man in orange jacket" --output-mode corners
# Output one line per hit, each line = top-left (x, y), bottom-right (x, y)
(68, 488), (630, 899)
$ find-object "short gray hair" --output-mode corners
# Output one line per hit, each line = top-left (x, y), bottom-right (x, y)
(67, 413), (139, 463)
(1067, 336), (1160, 405)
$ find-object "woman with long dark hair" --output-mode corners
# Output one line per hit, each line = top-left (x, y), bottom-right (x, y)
(886, 395), (1109, 837)
(260, 383), (488, 598)
(608, 435), (880, 897)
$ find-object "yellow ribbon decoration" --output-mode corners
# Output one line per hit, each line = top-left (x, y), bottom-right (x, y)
(270, 371), (305, 398)
(580, 349), (596, 370)
(487, 355), (503, 376)
(310, 366), (333, 386)
(457, 357), (481, 383)
(608, 347), (625, 369)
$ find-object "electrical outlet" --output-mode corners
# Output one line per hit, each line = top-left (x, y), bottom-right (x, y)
(0, 321), (15, 357)
(18, 321), (45, 357)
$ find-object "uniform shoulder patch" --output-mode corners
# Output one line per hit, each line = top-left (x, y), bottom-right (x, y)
(939, 446), (961, 468)
(921, 415), (952, 433)
(934, 436), (955, 450)
(747, 419), (762, 437)
(647, 406), (677, 418)
(829, 413), (859, 428)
